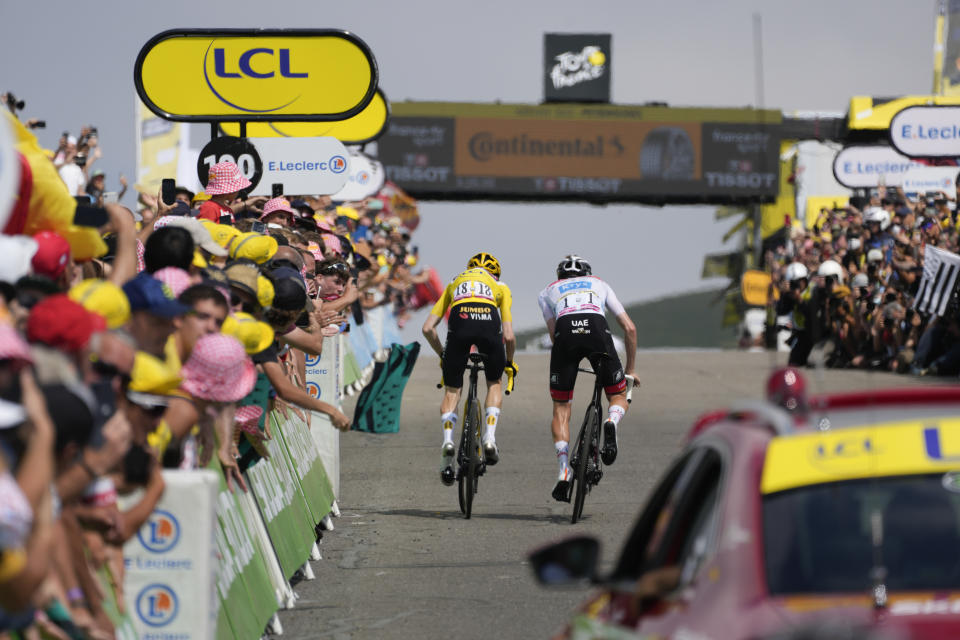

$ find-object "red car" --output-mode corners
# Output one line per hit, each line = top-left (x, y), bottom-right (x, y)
(530, 385), (960, 639)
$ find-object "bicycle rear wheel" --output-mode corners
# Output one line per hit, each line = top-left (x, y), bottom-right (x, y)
(458, 396), (479, 519)
(571, 407), (599, 524)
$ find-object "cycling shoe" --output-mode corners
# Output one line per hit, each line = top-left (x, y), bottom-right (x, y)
(601, 420), (618, 465)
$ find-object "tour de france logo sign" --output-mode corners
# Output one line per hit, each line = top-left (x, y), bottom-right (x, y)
(544, 33), (611, 103)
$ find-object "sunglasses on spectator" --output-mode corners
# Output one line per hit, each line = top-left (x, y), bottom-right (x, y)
(317, 262), (350, 277)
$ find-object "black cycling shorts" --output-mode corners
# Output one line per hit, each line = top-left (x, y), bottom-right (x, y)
(549, 313), (625, 401)
(442, 303), (506, 389)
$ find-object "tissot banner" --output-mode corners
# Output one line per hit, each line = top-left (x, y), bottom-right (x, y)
(544, 33), (611, 103)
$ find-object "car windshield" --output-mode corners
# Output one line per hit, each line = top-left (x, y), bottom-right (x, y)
(763, 474), (960, 594)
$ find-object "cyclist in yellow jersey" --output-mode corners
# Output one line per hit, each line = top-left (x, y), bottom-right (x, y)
(422, 253), (517, 485)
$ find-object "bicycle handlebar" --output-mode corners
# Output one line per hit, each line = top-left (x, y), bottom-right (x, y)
(625, 375), (635, 405)
(504, 366), (516, 395)
(437, 366), (517, 394)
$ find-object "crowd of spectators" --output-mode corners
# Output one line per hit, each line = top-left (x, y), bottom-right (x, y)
(765, 184), (960, 376)
(0, 100), (431, 637)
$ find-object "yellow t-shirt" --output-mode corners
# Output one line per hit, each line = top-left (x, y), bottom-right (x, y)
(430, 267), (513, 322)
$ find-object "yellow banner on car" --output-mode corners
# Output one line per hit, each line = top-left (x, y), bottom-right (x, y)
(135, 29), (378, 122)
(219, 90), (389, 143)
(761, 419), (960, 494)
(847, 95), (960, 130)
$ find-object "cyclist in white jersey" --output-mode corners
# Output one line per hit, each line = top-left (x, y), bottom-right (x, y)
(537, 255), (638, 502)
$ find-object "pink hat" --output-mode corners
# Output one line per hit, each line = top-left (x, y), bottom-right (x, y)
(205, 161), (251, 196)
(321, 233), (343, 255)
(234, 405), (264, 436)
(180, 334), (255, 402)
(152, 267), (192, 298)
(315, 219), (333, 233)
(260, 197), (296, 221)
(0, 324), (33, 369)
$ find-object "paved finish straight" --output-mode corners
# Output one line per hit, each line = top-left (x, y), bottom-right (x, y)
(279, 350), (938, 639)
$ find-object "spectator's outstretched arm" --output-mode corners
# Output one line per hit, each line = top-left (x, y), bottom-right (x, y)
(262, 361), (350, 430)
(118, 461), (165, 541)
(57, 410), (132, 502)
(281, 326), (324, 357)
(103, 203), (138, 286)
(0, 491), (54, 612)
(16, 370), (54, 513)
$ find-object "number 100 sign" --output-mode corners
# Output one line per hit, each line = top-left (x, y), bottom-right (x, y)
(196, 136), (263, 192)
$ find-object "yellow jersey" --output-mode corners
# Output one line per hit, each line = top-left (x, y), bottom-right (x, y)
(430, 267), (513, 322)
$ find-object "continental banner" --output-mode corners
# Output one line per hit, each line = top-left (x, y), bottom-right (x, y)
(378, 102), (781, 204)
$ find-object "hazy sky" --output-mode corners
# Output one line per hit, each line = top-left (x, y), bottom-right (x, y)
(0, 0), (939, 334)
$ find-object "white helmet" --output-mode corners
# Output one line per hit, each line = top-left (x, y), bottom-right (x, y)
(784, 262), (809, 282)
(818, 259), (844, 282)
(864, 206), (890, 230)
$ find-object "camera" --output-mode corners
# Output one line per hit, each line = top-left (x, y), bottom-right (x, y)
(3, 92), (24, 113)
(74, 153), (87, 168)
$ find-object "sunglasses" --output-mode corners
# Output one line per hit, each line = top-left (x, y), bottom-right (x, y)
(134, 403), (167, 418)
(318, 262), (350, 277)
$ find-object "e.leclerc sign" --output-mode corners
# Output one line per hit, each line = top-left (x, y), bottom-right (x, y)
(135, 29), (378, 122)
(246, 137), (350, 197)
(889, 105), (960, 157)
(832, 145), (926, 188)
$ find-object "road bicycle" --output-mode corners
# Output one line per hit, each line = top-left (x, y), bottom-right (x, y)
(439, 352), (515, 519)
(566, 355), (634, 524)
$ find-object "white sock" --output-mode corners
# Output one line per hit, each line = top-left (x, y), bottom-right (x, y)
(607, 405), (625, 427)
(441, 412), (457, 446)
(483, 407), (500, 442)
(555, 440), (569, 479)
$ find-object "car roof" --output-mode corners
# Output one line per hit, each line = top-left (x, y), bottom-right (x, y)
(689, 386), (960, 495)
(762, 386), (960, 494)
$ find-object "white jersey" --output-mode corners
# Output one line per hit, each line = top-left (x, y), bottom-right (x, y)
(538, 275), (625, 321)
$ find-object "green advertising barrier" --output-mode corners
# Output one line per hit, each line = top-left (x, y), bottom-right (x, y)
(343, 348), (361, 391)
(272, 411), (335, 525)
(210, 459), (278, 640)
(94, 564), (139, 640)
(246, 425), (317, 579)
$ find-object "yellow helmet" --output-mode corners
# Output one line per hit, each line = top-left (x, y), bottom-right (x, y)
(467, 252), (501, 279)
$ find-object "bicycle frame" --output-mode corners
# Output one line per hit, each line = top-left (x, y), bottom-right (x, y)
(569, 368), (605, 524)
(457, 353), (486, 518)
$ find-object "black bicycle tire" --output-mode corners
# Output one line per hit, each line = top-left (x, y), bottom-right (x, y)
(571, 408), (598, 524)
(461, 395), (478, 519)
(457, 428), (468, 515)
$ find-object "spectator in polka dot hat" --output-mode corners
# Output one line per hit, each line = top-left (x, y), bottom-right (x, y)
(195, 162), (264, 225)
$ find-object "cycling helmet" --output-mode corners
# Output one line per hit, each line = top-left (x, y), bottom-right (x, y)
(784, 262), (809, 282)
(467, 252), (501, 279)
(766, 366), (809, 417)
(557, 255), (592, 279)
(818, 259), (844, 283)
(864, 206), (890, 230)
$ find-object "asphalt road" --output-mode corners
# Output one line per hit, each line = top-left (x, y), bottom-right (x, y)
(279, 349), (939, 640)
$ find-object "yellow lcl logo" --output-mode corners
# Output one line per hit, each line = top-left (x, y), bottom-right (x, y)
(136, 30), (378, 121)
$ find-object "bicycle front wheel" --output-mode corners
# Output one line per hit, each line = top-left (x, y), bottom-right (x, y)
(571, 408), (599, 524)
(458, 396), (479, 519)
